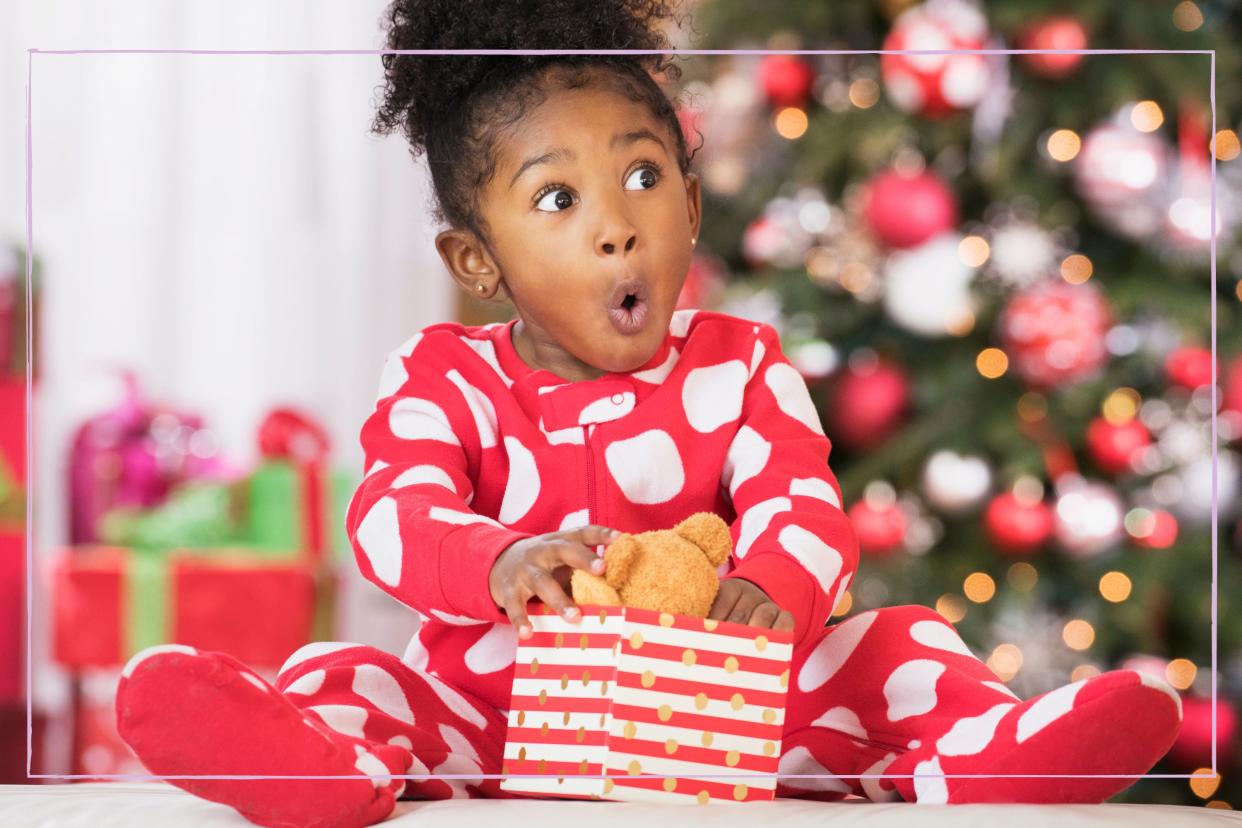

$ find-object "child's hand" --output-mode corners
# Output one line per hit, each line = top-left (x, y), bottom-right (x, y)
(489, 525), (621, 640)
(709, 578), (795, 632)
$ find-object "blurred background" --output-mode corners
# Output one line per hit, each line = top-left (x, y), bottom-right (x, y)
(1, 0), (1240, 811)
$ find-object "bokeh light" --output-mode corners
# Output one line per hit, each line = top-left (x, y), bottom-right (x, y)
(1062, 619), (1095, 650)
(935, 593), (967, 623)
(1007, 562), (1038, 592)
(963, 572), (996, 603)
(1047, 129), (1081, 162)
(774, 107), (809, 139)
(1166, 658), (1197, 689)
(976, 347), (1009, 379)
(1099, 571), (1133, 602)
(1060, 253), (1093, 284)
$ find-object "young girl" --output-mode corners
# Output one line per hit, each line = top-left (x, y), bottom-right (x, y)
(115, 1), (1183, 825)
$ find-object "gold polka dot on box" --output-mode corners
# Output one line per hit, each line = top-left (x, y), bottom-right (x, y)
(500, 604), (793, 803)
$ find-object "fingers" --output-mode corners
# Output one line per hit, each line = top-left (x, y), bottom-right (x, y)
(570, 525), (623, 548)
(530, 569), (580, 622)
(708, 579), (742, 621)
(504, 594), (532, 640)
(747, 602), (780, 629)
(774, 610), (796, 633)
(555, 539), (606, 575)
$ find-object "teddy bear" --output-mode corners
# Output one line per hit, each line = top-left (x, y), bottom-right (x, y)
(569, 511), (732, 618)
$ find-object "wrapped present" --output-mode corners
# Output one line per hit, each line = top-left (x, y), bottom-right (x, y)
(246, 408), (353, 564)
(500, 605), (793, 804)
(67, 375), (231, 544)
(51, 545), (322, 669)
(100, 481), (241, 550)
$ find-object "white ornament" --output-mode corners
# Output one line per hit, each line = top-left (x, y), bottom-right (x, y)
(883, 232), (978, 337)
(1053, 476), (1124, 558)
(921, 450), (993, 514)
(1174, 450), (1239, 526)
(987, 221), (1058, 288)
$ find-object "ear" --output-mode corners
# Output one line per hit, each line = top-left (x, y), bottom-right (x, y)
(673, 512), (732, 568)
(603, 535), (641, 590)
(684, 172), (702, 245)
(435, 227), (502, 299)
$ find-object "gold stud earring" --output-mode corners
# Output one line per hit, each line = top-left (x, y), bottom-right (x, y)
(476, 283), (487, 294)
(691, 237), (698, 246)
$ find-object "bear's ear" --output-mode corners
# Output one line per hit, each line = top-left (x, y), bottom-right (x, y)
(604, 535), (641, 589)
(673, 512), (732, 568)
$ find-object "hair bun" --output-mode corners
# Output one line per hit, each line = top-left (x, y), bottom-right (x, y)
(372, 0), (686, 159)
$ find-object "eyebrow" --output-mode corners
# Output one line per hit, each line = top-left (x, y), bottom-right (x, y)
(507, 128), (668, 190)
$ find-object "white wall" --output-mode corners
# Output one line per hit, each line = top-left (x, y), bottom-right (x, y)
(1, 0), (455, 771)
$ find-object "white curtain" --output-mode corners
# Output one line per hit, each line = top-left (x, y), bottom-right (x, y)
(1, 0), (456, 769)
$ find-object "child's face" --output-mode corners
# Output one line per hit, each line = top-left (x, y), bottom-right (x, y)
(444, 79), (701, 380)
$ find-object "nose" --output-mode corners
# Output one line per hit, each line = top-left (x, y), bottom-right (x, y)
(600, 234), (636, 255)
(596, 200), (638, 256)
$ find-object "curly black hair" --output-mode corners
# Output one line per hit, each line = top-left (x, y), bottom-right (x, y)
(371, 0), (697, 243)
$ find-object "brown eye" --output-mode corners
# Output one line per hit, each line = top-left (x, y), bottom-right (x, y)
(536, 188), (574, 212)
(624, 166), (658, 191)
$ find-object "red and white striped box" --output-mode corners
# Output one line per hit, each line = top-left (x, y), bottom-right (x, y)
(500, 604), (793, 804)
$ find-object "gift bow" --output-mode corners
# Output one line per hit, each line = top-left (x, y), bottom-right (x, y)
(257, 408), (330, 564)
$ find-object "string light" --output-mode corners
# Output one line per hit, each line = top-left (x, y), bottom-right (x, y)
(774, 107), (809, 139)
(963, 572), (996, 603)
(1060, 253), (1093, 284)
(1062, 619), (1095, 650)
(1046, 129), (1081, 162)
(976, 348), (1009, 379)
(1130, 101), (1164, 133)
(1007, 562), (1038, 592)
(1102, 388), (1141, 424)
(1017, 392), (1047, 423)
(1173, 1), (1204, 31)
(1071, 664), (1101, 682)
(935, 594), (967, 623)
(958, 235), (990, 267)
(832, 590), (853, 617)
(1099, 571), (1133, 602)
(987, 644), (1023, 680)
(848, 78), (880, 109)
(1190, 769), (1221, 799)
(1166, 658), (1197, 689)
(1214, 129), (1241, 161)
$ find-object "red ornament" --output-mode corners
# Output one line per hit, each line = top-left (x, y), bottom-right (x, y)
(862, 169), (958, 249)
(758, 55), (815, 109)
(847, 500), (907, 557)
(983, 492), (1054, 557)
(826, 358), (910, 451)
(1223, 355), (1242, 413)
(880, 1), (991, 118)
(1164, 346), (1215, 391)
(1130, 509), (1179, 550)
(1085, 416), (1152, 476)
(1167, 694), (1237, 770)
(1017, 15), (1088, 79)
(998, 280), (1112, 389)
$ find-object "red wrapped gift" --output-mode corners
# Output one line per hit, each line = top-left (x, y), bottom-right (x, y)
(500, 605), (793, 804)
(51, 546), (320, 669)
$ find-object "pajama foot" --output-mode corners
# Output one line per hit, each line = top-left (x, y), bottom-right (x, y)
(115, 645), (411, 828)
(885, 669), (1183, 804)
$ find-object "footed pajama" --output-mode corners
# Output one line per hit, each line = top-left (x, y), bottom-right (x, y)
(116, 604), (1182, 827)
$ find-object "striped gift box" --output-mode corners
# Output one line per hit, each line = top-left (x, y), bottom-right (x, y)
(500, 604), (793, 804)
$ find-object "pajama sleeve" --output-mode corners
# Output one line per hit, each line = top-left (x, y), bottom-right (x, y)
(719, 323), (859, 648)
(345, 331), (534, 624)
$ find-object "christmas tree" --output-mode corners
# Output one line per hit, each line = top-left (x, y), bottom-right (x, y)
(668, 0), (1241, 808)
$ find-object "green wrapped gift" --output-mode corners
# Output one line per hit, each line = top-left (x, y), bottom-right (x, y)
(244, 460), (354, 564)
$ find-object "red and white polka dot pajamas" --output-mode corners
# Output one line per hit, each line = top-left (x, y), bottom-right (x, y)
(115, 310), (1183, 827)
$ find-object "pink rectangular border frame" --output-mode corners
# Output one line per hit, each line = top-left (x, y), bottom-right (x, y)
(23, 45), (1220, 789)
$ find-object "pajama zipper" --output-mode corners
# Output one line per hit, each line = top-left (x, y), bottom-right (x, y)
(584, 425), (598, 527)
